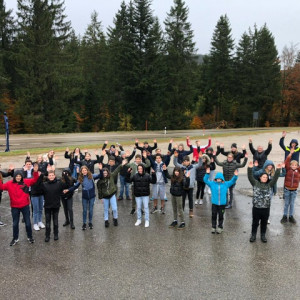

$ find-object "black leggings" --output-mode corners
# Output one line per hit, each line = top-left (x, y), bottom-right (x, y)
(61, 197), (74, 224)
(212, 204), (226, 228)
(252, 207), (270, 235)
(182, 188), (194, 210)
(196, 181), (206, 199)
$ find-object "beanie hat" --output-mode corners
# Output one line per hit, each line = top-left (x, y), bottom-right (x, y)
(231, 143), (237, 148)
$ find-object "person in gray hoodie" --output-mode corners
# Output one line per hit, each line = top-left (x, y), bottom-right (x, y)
(173, 152), (203, 218)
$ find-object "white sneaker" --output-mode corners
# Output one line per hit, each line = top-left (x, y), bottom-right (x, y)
(195, 200), (199, 205)
(267, 219), (270, 224)
(135, 220), (142, 226)
(0, 221), (6, 226)
(38, 222), (45, 229)
(208, 188), (211, 195)
(145, 221), (149, 228)
(199, 199), (203, 205)
(33, 224), (40, 231)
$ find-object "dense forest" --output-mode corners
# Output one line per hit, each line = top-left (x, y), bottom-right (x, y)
(0, 0), (299, 133)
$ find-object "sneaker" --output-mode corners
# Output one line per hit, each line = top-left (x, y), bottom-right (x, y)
(54, 235), (59, 241)
(130, 209), (136, 215)
(160, 207), (165, 214)
(194, 200), (199, 205)
(88, 223), (93, 229)
(249, 234), (256, 243)
(33, 224), (40, 231)
(216, 227), (223, 234)
(189, 210), (193, 218)
(105, 220), (109, 228)
(261, 234), (267, 243)
(208, 188), (211, 195)
(135, 219), (142, 226)
(117, 196), (123, 201)
(280, 216), (288, 223)
(169, 221), (178, 228)
(225, 204), (232, 209)
(113, 218), (118, 226)
(150, 207), (158, 214)
(71, 223), (75, 229)
(75, 189), (79, 193)
(211, 228), (216, 234)
(177, 223), (185, 230)
(10, 238), (19, 246)
(289, 216), (297, 224)
(82, 223), (87, 230)
(0, 221), (6, 226)
(267, 219), (270, 224)
(199, 199), (203, 205)
(45, 236), (50, 243)
(38, 222), (45, 229)
(63, 221), (70, 227)
(145, 220), (149, 228)
(28, 237), (35, 243)
(164, 198), (168, 202)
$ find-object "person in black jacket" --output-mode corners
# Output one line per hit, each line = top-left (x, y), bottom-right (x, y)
(60, 169), (76, 229)
(216, 142), (246, 163)
(205, 147), (216, 195)
(0, 164), (14, 226)
(128, 164), (156, 228)
(41, 170), (70, 242)
(64, 147), (85, 179)
(164, 166), (190, 230)
(135, 138), (157, 154)
(249, 138), (272, 169)
(77, 152), (99, 174)
(195, 154), (211, 205)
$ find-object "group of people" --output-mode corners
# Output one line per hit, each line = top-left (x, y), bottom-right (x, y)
(0, 131), (299, 246)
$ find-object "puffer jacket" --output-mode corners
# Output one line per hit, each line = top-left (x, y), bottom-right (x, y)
(279, 137), (300, 162)
(203, 173), (237, 206)
(164, 169), (190, 196)
(129, 165), (157, 197)
(284, 155), (300, 190)
(214, 156), (247, 181)
(42, 178), (66, 209)
(96, 165), (122, 199)
(248, 167), (280, 208)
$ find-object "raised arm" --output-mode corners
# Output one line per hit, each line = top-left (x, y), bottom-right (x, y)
(247, 162), (256, 186)
(248, 138), (256, 155)
(265, 139), (272, 155)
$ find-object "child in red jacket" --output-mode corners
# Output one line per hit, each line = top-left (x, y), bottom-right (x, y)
(0, 164), (39, 246)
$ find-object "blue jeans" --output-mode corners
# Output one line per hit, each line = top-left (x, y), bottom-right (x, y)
(72, 164), (79, 180)
(31, 195), (44, 224)
(82, 198), (95, 224)
(103, 194), (118, 220)
(136, 196), (149, 221)
(119, 175), (130, 198)
(11, 205), (32, 239)
(284, 188), (297, 216)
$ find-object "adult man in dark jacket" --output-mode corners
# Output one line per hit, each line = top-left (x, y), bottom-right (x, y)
(249, 138), (272, 169)
(216, 142), (246, 163)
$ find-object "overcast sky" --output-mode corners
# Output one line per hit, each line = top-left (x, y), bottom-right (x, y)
(7, 0), (300, 55)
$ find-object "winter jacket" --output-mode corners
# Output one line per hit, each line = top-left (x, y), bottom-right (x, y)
(196, 154), (211, 182)
(284, 155), (300, 190)
(248, 167), (280, 208)
(164, 170), (190, 196)
(214, 156), (248, 181)
(279, 137), (300, 162)
(174, 147), (194, 164)
(204, 173), (237, 206)
(119, 149), (136, 177)
(125, 158), (151, 181)
(253, 160), (286, 194)
(173, 157), (203, 188)
(128, 165), (157, 197)
(0, 171), (39, 208)
(217, 146), (246, 163)
(206, 149), (216, 171)
(96, 165), (122, 199)
(69, 173), (102, 199)
(42, 178), (68, 209)
(249, 142), (272, 169)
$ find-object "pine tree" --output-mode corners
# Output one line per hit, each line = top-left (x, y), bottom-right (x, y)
(14, 0), (71, 133)
(163, 0), (197, 129)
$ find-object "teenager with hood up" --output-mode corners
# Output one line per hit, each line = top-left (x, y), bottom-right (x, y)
(128, 164), (156, 228)
(96, 159), (127, 227)
(0, 164), (39, 246)
(279, 131), (300, 162)
(248, 161), (282, 243)
(204, 168), (238, 234)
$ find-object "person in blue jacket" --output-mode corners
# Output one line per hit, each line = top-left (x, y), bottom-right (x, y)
(279, 131), (300, 162)
(204, 168), (238, 234)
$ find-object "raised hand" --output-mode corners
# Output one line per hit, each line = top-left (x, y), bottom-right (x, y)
(242, 144), (246, 150)
(153, 139), (157, 143)
(234, 169), (238, 176)
(220, 143), (224, 148)
(104, 141), (108, 145)
(206, 168), (210, 174)
(282, 131), (286, 137)
(174, 151), (178, 157)
(254, 160), (258, 167)
(170, 139), (173, 143)
(249, 137), (252, 143)
(122, 159), (128, 166)
(245, 153), (248, 158)
(94, 150), (98, 156)
(281, 163), (285, 168)
(27, 151), (30, 157)
(162, 164), (167, 171)
(102, 149), (106, 156)
(33, 163), (39, 172)
(269, 138), (273, 144)
(66, 147), (69, 152)
(186, 171), (191, 177)
(135, 138), (139, 143)
(215, 141), (220, 147)
(115, 149), (119, 156)
(276, 163), (282, 168)
(99, 163), (103, 170)
(142, 151), (147, 158)
(63, 189), (69, 194)
(248, 161), (253, 168)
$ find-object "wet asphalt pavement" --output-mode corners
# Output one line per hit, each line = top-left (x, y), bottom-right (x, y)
(0, 174), (300, 300)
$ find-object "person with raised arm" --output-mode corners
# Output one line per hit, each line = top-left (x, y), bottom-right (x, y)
(248, 137), (272, 169)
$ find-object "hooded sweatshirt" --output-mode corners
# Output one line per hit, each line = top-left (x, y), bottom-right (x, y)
(279, 137), (300, 162)
(0, 171), (39, 208)
(204, 173), (237, 206)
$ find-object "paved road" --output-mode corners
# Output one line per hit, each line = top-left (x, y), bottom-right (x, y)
(0, 174), (300, 299)
(0, 128), (285, 150)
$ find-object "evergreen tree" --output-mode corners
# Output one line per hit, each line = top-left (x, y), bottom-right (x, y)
(163, 0), (197, 129)
(14, 0), (71, 133)
(204, 15), (235, 122)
